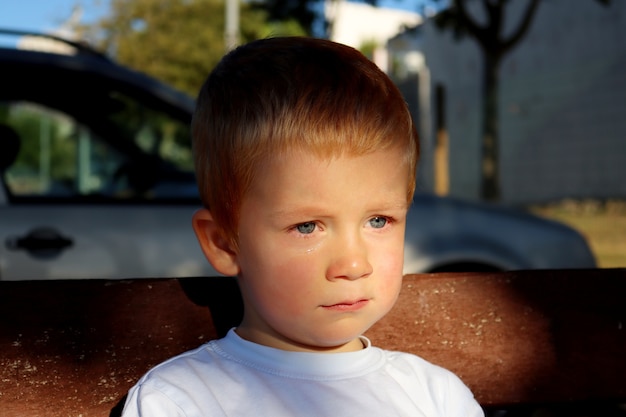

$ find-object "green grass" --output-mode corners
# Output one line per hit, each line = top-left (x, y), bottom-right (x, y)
(528, 200), (626, 269)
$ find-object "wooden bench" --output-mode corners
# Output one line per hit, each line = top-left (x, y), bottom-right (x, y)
(1, 269), (625, 416)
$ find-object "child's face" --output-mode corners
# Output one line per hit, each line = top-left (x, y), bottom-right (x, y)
(233, 147), (410, 353)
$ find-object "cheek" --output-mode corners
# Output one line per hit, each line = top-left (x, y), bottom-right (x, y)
(370, 240), (405, 301)
(370, 228), (405, 266)
(373, 267), (403, 320)
(242, 253), (318, 315)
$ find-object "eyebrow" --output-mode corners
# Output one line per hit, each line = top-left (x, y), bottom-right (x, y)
(268, 200), (409, 220)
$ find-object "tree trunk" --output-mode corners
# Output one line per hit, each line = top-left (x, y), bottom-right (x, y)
(480, 52), (501, 201)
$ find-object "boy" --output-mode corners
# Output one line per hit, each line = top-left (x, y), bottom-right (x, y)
(121, 37), (483, 417)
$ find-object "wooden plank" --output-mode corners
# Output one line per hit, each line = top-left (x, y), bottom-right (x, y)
(1, 269), (625, 416)
(0, 279), (217, 417)
(367, 269), (626, 407)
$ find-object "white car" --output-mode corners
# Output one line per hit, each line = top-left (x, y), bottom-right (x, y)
(0, 29), (596, 281)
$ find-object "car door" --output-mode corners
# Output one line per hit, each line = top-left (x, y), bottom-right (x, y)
(0, 97), (218, 281)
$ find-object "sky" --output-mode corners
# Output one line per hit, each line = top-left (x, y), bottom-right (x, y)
(0, 0), (109, 33)
(0, 0), (431, 36)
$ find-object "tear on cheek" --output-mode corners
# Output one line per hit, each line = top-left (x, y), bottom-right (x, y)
(304, 242), (323, 254)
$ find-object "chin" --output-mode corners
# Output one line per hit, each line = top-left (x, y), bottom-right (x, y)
(310, 324), (374, 348)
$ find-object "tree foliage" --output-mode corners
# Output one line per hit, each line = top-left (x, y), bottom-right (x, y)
(250, 0), (320, 35)
(82, 0), (306, 96)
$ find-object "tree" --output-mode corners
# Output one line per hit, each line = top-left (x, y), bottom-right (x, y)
(82, 0), (306, 96)
(434, 0), (609, 201)
(250, 0), (321, 36)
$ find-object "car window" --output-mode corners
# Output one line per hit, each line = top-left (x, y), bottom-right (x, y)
(0, 95), (197, 202)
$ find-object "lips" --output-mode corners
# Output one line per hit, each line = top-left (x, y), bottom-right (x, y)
(322, 299), (369, 312)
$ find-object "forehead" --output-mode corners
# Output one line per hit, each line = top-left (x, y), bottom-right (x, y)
(244, 147), (411, 210)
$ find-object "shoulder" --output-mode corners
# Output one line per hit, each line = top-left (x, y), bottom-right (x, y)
(135, 341), (222, 388)
(382, 349), (457, 380)
(376, 349), (483, 416)
(121, 342), (229, 417)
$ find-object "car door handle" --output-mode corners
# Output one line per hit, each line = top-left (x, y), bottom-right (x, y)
(6, 227), (74, 256)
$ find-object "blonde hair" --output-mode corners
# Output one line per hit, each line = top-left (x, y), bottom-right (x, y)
(192, 37), (419, 247)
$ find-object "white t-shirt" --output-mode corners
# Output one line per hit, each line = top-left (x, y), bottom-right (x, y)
(121, 329), (483, 417)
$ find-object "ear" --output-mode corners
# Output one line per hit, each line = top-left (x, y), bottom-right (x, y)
(192, 209), (240, 276)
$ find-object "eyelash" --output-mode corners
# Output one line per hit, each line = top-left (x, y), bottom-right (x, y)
(291, 216), (394, 235)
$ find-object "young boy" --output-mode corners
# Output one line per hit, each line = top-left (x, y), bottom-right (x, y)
(121, 37), (483, 417)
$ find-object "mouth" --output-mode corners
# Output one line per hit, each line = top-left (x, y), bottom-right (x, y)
(321, 299), (369, 312)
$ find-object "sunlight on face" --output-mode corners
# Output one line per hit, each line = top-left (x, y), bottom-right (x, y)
(233, 147), (411, 353)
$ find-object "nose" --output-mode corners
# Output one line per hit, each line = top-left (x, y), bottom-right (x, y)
(325, 234), (373, 281)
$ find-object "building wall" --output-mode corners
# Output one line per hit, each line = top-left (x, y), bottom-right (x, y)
(406, 0), (626, 204)
(326, 0), (421, 69)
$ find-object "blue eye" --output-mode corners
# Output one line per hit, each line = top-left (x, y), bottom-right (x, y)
(296, 222), (316, 234)
(369, 217), (388, 229)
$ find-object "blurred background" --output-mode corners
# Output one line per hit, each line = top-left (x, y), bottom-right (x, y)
(0, 0), (624, 275)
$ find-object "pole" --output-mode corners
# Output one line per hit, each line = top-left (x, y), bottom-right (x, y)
(225, 0), (239, 52)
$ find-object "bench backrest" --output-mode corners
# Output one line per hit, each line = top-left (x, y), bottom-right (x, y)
(1, 269), (625, 416)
